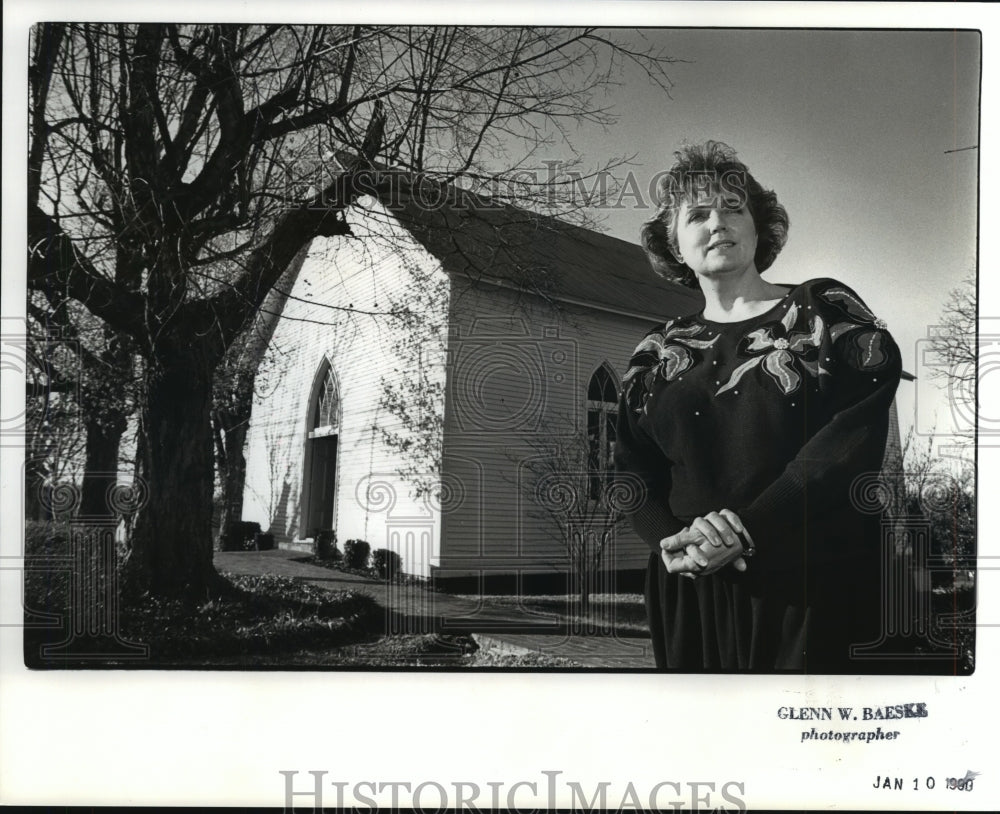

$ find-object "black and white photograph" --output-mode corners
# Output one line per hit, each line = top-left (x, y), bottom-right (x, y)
(2, 1), (998, 810)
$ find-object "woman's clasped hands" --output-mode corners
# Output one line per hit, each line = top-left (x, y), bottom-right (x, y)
(659, 509), (752, 579)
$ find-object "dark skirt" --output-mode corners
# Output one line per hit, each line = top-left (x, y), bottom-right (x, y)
(644, 547), (883, 673)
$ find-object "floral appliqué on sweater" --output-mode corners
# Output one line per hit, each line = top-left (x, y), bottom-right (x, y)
(623, 320), (719, 414)
(715, 301), (827, 396)
(622, 281), (892, 414)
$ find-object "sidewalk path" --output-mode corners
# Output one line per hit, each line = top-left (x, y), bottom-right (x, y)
(215, 549), (653, 668)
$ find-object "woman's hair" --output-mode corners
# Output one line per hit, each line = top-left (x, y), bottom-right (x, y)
(641, 140), (789, 288)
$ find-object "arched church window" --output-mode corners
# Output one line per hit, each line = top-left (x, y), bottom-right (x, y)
(311, 363), (340, 436)
(586, 363), (619, 502)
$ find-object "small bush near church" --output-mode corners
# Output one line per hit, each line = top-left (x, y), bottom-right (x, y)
(343, 539), (371, 569)
(372, 548), (402, 580)
(315, 529), (339, 560)
(221, 520), (260, 551)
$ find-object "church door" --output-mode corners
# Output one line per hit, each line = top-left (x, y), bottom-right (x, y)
(307, 435), (338, 532)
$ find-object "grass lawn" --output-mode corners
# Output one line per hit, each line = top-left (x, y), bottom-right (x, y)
(453, 592), (650, 636)
(22, 523), (590, 668)
(24, 569), (385, 668)
(299, 552), (429, 587)
(298, 553), (652, 644)
(26, 563), (585, 668)
(303, 551), (650, 634)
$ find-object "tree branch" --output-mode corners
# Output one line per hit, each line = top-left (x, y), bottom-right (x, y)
(184, 170), (362, 346)
(28, 23), (67, 209)
(28, 203), (150, 347)
(123, 24), (168, 221)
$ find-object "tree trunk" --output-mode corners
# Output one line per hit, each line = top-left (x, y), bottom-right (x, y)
(124, 418), (147, 552)
(78, 411), (127, 518)
(215, 413), (249, 550)
(126, 351), (223, 597)
(24, 457), (48, 522)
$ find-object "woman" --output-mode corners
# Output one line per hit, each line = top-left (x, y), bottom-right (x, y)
(615, 141), (901, 672)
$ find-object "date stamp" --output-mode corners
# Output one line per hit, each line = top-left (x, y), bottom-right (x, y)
(945, 771), (980, 791)
(872, 771), (980, 792)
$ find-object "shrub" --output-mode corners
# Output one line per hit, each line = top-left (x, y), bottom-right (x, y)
(25, 519), (70, 555)
(315, 529), (339, 561)
(23, 520), (124, 622)
(27, 573), (385, 667)
(371, 548), (402, 580)
(24, 521), (72, 615)
(255, 532), (275, 551)
(343, 539), (371, 569)
(221, 521), (260, 552)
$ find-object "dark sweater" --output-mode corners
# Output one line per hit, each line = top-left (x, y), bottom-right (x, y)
(614, 277), (902, 671)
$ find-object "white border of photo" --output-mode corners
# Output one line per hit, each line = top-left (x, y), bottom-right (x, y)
(1, 2), (996, 810)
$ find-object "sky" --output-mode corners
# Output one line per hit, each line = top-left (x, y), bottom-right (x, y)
(567, 28), (980, 449)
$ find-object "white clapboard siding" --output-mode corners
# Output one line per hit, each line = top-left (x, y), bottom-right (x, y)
(437, 277), (670, 577)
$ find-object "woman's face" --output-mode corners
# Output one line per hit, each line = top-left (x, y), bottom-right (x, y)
(673, 194), (759, 280)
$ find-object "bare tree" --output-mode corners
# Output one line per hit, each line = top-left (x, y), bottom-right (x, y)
(27, 292), (138, 517)
(24, 324), (86, 521)
(512, 424), (640, 612)
(908, 270), (978, 581)
(929, 270), (976, 444)
(27, 24), (138, 522)
(28, 23), (677, 597)
(377, 252), (450, 498)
